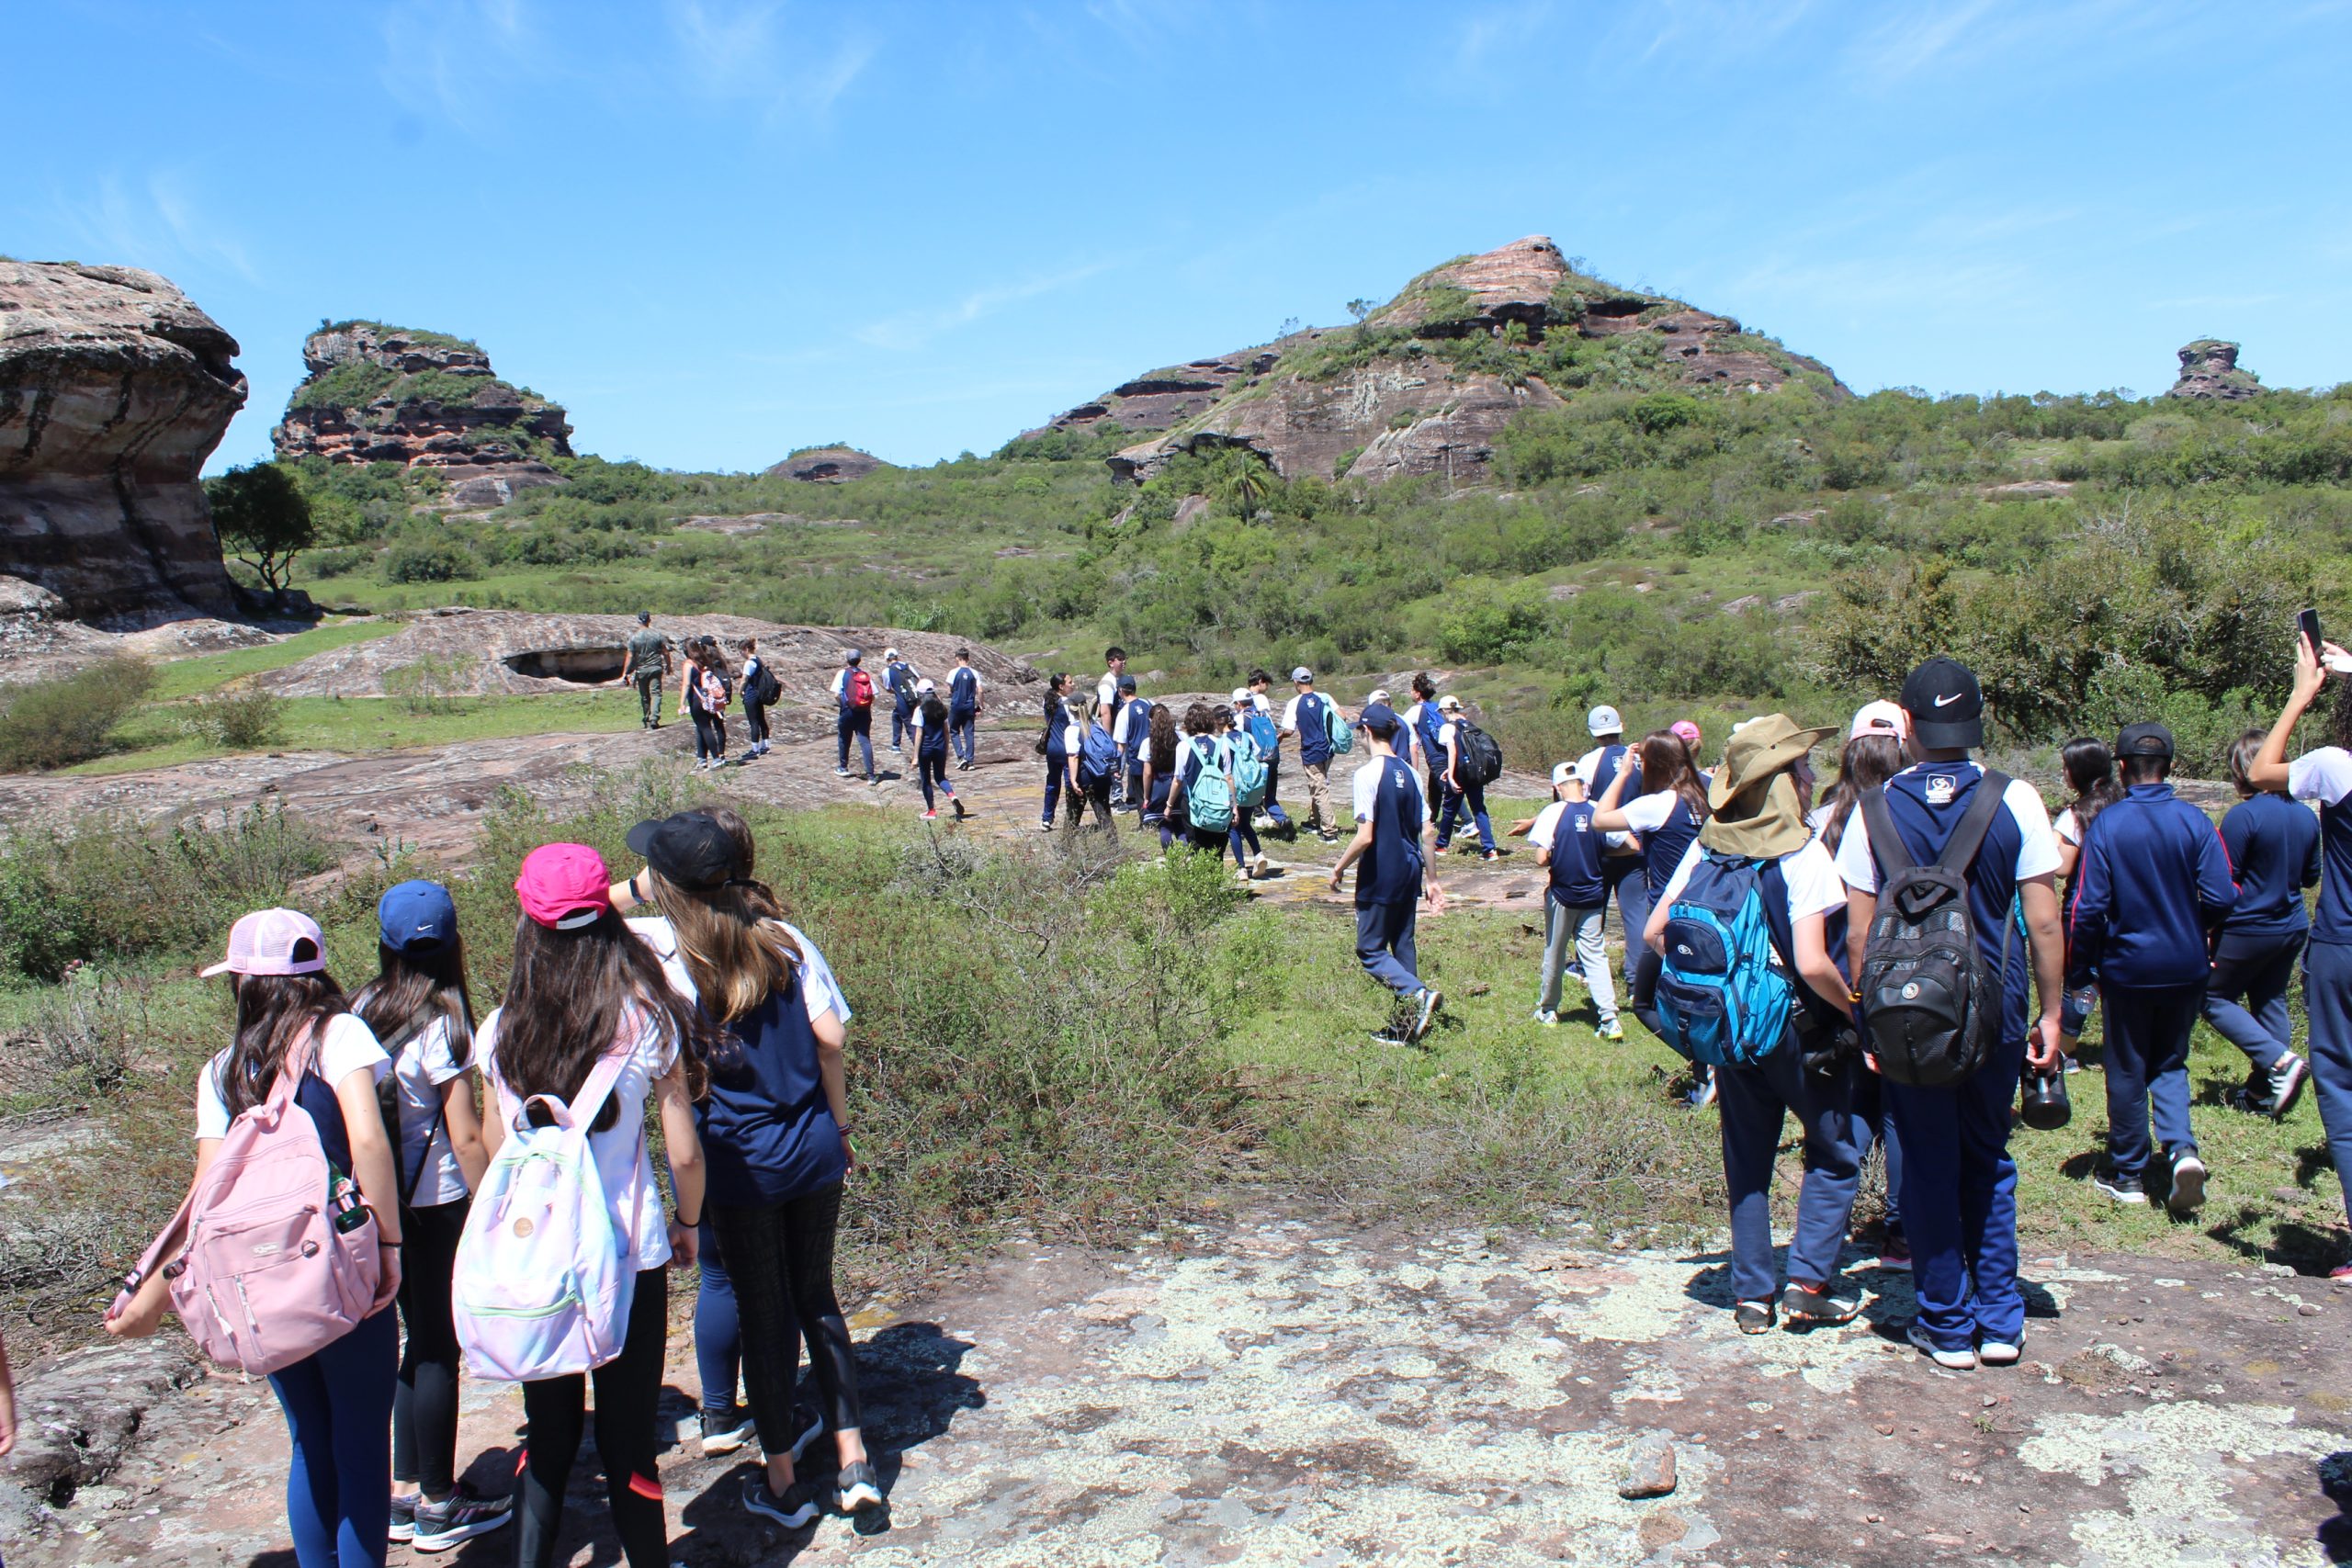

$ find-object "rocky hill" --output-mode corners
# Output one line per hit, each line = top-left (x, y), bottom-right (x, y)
(1043, 236), (1845, 487)
(765, 446), (888, 483)
(272, 322), (571, 502)
(2168, 338), (2264, 401)
(0, 261), (245, 623)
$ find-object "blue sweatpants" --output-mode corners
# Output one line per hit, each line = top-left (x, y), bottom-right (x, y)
(836, 709), (875, 778)
(1356, 899), (1421, 997)
(1886, 1031), (2027, 1353)
(950, 712), (978, 766)
(2204, 934), (2302, 1073)
(694, 1219), (739, 1415)
(267, 1305), (399, 1568)
(1435, 781), (1495, 853)
(1717, 1046), (1866, 1303)
(1608, 864), (1650, 998)
(2100, 982), (2202, 1183)
(2303, 941), (2352, 1229)
(1041, 755), (1065, 827)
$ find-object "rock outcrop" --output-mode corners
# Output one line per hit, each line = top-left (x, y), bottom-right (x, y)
(271, 322), (572, 486)
(2167, 338), (2263, 401)
(764, 446), (886, 484)
(0, 261), (246, 623)
(1094, 236), (1846, 487)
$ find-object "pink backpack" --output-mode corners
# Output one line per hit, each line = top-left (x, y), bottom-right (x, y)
(115, 1035), (384, 1376)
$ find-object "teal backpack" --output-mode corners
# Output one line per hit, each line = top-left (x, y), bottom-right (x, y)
(1325, 705), (1356, 757)
(1655, 852), (1794, 1067)
(1231, 735), (1270, 807)
(1185, 737), (1237, 832)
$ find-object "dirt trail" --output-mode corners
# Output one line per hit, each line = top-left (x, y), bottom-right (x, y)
(9, 1198), (2349, 1567)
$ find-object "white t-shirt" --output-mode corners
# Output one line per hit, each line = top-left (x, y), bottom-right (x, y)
(2290, 748), (2352, 807)
(1618, 789), (1683, 833)
(477, 1005), (680, 1272)
(374, 1011), (473, 1209)
(1112, 704), (1137, 746)
(1657, 836), (1845, 926)
(1528, 800), (1630, 850)
(2053, 806), (2081, 846)
(196, 1012), (390, 1140)
(628, 917), (851, 1027)
(1833, 763), (2062, 894)
(1248, 691), (1273, 716)
(1096, 671), (1121, 709)
(1353, 754), (1431, 823)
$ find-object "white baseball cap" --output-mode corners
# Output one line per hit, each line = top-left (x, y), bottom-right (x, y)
(884, 646), (900, 660)
(1437, 694), (1463, 712)
(1367, 687), (1391, 705)
(1551, 761), (1577, 786)
(915, 677), (936, 694)
(1849, 699), (1907, 740)
(1587, 704), (1623, 737)
(1230, 687), (1252, 705)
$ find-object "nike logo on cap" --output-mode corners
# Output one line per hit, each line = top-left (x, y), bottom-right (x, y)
(1933, 693), (1963, 706)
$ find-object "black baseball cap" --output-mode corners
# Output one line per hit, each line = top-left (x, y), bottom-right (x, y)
(636, 611), (650, 625)
(1900, 657), (1984, 749)
(2116, 721), (2175, 760)
(626, 811), (741, 892)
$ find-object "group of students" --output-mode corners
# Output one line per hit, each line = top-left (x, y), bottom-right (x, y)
(830, 645), (985, 804)
(101, 807), (882, 1568)
(612, 613), (782, 771)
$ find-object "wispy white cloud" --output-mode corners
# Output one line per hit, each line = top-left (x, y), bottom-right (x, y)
(51, 171), (259, 284)
(665, 0), (875, 118)
(854, 258), (1133, 353)
(1454, 1), (1555, 73)
(1847, 0), (2001, 80)
(1621, 0), (1817, 64)
(377, 0), (544, 137)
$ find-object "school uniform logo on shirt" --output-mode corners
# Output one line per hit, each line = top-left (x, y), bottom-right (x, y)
(1926, 775), (1956, 806)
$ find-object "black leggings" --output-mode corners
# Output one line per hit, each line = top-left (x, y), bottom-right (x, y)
(1064, 772), (1114, 833)
(517, 1269), (670, 1568)
(392, 1197), (469, 1496)
(707, 1185), (865, 1457)
(918, 748), (954, 810)
(691, 708), (724, 763)
(745, 702), (770, 747)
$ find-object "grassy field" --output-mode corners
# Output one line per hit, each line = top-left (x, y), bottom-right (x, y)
(145, 617), (401, 701)
(72, 690), (640, 775)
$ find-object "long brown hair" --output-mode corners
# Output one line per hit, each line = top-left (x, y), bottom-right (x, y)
(495, 911), (712, 1128)
(356, 937), (477, 1070)
(1148, 703), (1179, 772)
(1817, 732), (1907, 856)
(1638, 729), (1709, 820)
(647, 807), (805, 1026)
(219, 964), (351, 1120)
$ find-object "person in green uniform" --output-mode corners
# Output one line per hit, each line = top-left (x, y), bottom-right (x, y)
(617, 612), (673, 729)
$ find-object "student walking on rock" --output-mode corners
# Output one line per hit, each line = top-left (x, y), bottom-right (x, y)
(831, 649), (877, 784)
(1113, 675), (1152, 818)
(1281, 667), (1343, 843)
(1064, 693), (1120, 835)
(1576, 705), (1649, 997)
(617, 612), (671, 730)
(737, 637), (775, 761)
(1142, 702), (1180, 849)
(106, 908), (405, 1568)
(356, 882), (512, 1553)
(2203, 729), (2317, 1119)
(909, 680), (965, 821)
(947, 649), (983, 770)
(1432, 694), (1499, 860)
(1037, 673), (1071, 830)
(1248, 670), (1291, 833)
(1531, 764), (1624, 1038)
(2246, 630), (2352, 1280)
(1596, 729), (1713, 1103)
(1171, 704), (1239, 861)
(480, 844), (708, 1568)
(623, 811), (885, 1526)
(1837, 659), (2067, 1370)
(883, 649), (918, 754)
(1647, 716), (1866, 1333)
(1332, 703), (1445, 1044)
(682, 643), (728, 772)
(2066, 723), (2238, 1213)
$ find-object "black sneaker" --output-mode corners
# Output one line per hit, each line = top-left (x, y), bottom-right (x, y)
(1734, 1300), (1774, 1335)
(743, 1474), (825, 1529)
(389, 1495), (417, 1543)
(1779, 1280), (1860, 1325)
(781, 1404), (824, 1465)
(411, 1486), (514, 1553)
(836, 1459), (884, 1514)
(701, 1404), (758, 1456)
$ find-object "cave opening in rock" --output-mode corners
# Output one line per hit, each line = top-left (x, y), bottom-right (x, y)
(503, 647), (626, 682)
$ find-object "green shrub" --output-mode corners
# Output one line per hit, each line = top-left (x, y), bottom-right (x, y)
(0, 659), (158, 771)
(186, 684), (288, 749)
(382, 537), (479, 583)
(384, 654), (479, 714)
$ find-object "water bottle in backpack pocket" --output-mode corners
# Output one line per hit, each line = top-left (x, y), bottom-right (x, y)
(452, 1053), (638, 1382)
(1853, 778), (2011, 1088)
(1655, 852), (1793, 1068)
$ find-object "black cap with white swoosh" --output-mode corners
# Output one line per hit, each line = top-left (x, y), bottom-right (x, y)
(1900, 656), (1984, 749)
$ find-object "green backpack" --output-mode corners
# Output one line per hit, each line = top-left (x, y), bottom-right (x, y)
(1325, 705), (1356, 756)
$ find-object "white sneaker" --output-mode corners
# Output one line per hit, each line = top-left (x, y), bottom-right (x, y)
(1978, 1338), (2021, 1367)
(1251, 852), (1269, 878)
(1907, 1320), (1977, 1370)
(1532, 1009), (1558, 1027)
(2167, 1153), (2208, 1216)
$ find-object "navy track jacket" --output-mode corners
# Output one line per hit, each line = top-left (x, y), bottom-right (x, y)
(2065, 783), (2238, 989)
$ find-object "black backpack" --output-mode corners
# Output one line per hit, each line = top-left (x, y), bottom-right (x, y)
(744, 660), (780, 707)
(1855, 774), (2015, 1088)
(1453, 720), (1503, 787)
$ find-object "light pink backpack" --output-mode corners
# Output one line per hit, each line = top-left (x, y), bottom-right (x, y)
(114, 1034), (384, 1376)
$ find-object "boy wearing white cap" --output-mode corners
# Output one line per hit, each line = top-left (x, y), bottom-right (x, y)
(1575, 702), (1648, 994)
(1529, 765), (1627, 1037)
(1280, 667), (1341, 843)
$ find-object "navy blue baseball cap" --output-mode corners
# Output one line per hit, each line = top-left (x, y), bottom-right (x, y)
(378, 880), (458, 954)
(1359, 702), (1402, 735)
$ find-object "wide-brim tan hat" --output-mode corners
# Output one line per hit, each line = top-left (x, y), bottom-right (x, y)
(1707, 713), (1836, 811)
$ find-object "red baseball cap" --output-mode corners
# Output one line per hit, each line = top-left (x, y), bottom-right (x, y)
(515, 842), (613, 930)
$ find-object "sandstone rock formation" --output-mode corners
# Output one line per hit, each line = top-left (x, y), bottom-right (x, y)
(271, 322), (572, 490)
(0, 261), (245, 622)
(764, 446), (886, 483)
(2167, 338), (2263, 401)
(1092, 236), (1847, 487)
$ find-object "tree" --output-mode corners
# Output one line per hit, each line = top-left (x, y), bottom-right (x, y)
(205, 463), (315, 608)
(1344, 298), (1374, 323)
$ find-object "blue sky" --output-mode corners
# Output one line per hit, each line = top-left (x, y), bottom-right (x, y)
(13, 1), (2352, 474)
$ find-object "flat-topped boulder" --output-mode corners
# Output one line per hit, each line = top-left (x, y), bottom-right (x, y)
(2167, 338), (2264, 401)
(764, 446), (887, 483)
(272, 321), (572, 469)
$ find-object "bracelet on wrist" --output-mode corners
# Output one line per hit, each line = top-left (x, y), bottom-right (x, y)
(673, 1210), (701, 1230)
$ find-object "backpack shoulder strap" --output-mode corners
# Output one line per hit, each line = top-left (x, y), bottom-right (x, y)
(1858, 784), (1916, 875)
(1933, 769), (2011, 874)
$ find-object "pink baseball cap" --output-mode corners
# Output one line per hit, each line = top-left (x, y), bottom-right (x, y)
(1669, 720), (1702, 746)
(200, 908), (328, 978)
(1849, 699), (1908, 740)
(515, 842), (613, 930)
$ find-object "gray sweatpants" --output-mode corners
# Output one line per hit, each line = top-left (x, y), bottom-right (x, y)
(1539, 899), (1617, 1023)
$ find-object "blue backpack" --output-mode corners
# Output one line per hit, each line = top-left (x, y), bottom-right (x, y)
(1244, 710), (1279, 760)
(1655, 852), (1794, 1067)
(1080, 722), (1120, 782)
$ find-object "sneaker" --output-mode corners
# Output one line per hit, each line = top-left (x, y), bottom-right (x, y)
(1410, 987), (1442, 1042)
(1735, 1299), (1774, 1335)
(1036, 820), (1054, 831)
(1779, 1280), (1860, 1325)
(2061, 1054), (2082, 1074)
(390, 1495), (417, 1543)
(922, 808), (938, 820)
(2166, 1152), (2208, 1216)
(1978, 1338), (2021, 1367)
(1252, 852), (1269, 878)
(742, 1474), (823, 1529)
(2092, 1172), (2147, 1205)
(1483, 849), (1502, 862)
(1877, 1232), (1912, 1271)
(889, 744), (903, 752)
(2331, 1262), (2352, 1286)
(2271, 1054), (2311, 1120)
(952, 800), (969, 820)
(835, 1460), (884, 1514)
(1596, 1018), (1624, 1042)
(1532, 1008), (1559, 1027)
(1907, 1320), (1977, 1370)
(1368, 1026), (1416, 1048)
(1319, 831), (1340, 844)
(412, 1487), (515, 1553)
(701, 1405), (758, 1456)
(835, 767), (853, 778)
(779, 1404), (824, 1464)
(1686, 1074), (1718, 1111)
